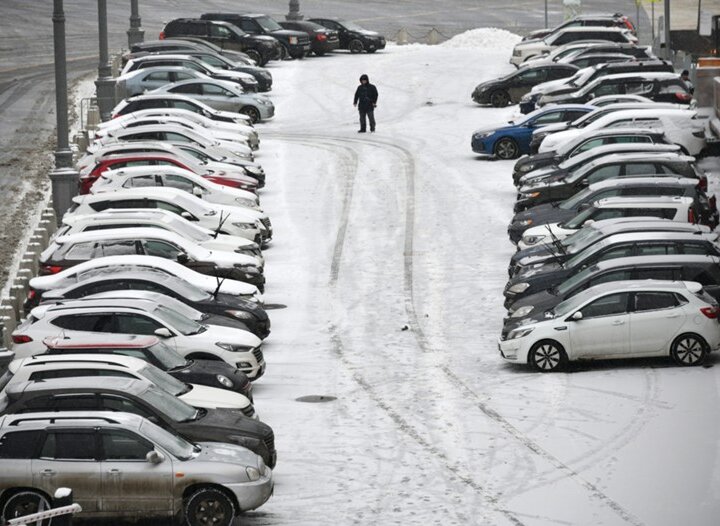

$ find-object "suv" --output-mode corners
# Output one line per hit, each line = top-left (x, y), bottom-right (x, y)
(472, 63), (578, 107)
(0, 411), (272, 526)
(279, 20), (339, 56)
(126, 38), (254, 66)
(201, 13), (310, 59)
(308, 18), (386, 54)
(522, 13), (635, 41)
(160, 18), (280, 66)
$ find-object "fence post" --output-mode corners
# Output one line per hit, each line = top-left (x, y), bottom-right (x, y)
(395, 28), (409, 45)
(426, 28), (441, 45)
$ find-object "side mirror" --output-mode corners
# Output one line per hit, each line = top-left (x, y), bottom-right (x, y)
(180, 211), (194, 221)
(583, 219), (594, 226)
(146, 450), (165, 464)
(154, 327), (173, 338)
(176, 252), (189, 264)
(192, 186), (203, 197)
(571, 311), (583, 321)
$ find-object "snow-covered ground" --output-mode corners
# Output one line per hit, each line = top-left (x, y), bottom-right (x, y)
(247, 32), (720, 526)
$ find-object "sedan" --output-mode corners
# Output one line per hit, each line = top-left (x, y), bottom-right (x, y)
(472, 63), (578, 107)
(499, 280), (720, 371)
(152, 79), (274, 123)
(308, 17), (385, 53)
(471, 105), (593, 160)
(280, 20), (340, 55)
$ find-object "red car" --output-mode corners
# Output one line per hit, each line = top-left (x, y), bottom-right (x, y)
(78, 153), (259, 194)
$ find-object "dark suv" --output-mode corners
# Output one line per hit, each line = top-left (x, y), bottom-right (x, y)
(309, 18), (386, 54)
(202, 13), (310, 60)
(161, 18), (280, 66)
(279, 20), (340, 56)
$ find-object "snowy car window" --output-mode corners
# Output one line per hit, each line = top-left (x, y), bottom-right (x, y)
(580, 292), (629, 318)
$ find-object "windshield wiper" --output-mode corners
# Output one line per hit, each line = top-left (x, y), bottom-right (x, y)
(546, 225), (567, 257)
(213, 211), (230, 239)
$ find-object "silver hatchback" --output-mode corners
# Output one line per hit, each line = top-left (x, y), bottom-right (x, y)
(0, 412), (272, 525)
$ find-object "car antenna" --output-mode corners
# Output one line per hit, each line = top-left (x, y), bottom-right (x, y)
(212, 274), (227, 299)
(213, 210), (230, 239)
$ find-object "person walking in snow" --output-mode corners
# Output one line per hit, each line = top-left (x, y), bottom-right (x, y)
(353, 73), (378, 133)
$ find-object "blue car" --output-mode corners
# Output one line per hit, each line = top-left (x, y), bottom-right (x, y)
(470, 104), (594, 160)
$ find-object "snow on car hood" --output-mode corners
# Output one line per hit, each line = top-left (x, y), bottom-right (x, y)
(538, 129), (582, 153)
(181, 383), (250, 410)
(191, 323), (261, 347)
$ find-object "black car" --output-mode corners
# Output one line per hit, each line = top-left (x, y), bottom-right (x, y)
(161, 18), (280, 66)
(35, 271), (271, 339)
(472, 63), (578, 107)
(38, 334), (254, 400)
(279, 20), (340, 56)
(505, 232), (720, 306)
(512, 129), (673, 180)
(308, 18), (386, 54)
(125, 38), (253, 66)
(0, 377), (277, 467)
(513, 154), (701, 213)
(503, 255), (720, 335)
(202, 13), (310, 60)
(508, 176), (704, 242)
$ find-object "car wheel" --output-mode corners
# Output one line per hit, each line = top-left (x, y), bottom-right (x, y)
(671, 333), (708, 366)
(2, 491), (52, 526)
(494, 137), (520, 160)
(490, 90), (510, 107)
(529, 340), (567, 372)
(279, 45), (289, 60)
(240, 106), (261, 124)
(349, 39), (364, 54)
(184, 488), (235, 526)
(244, 49), (263, 66)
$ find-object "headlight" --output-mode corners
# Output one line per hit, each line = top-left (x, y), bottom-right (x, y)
(288, 36), (298, 45)
(234, 151), (252, 160)
(257, 99), (272, 106)
(511, 306), (534, 318)
(246, 466), (261, 481)
(508, 282), (530, 294)
(226, 309), (254, 320)
(474, 131), (493, 140)
(216, 374), (234, 388)
(507, 327), (534, 340)
(517, 219), (533, 227)
(216, 342), (253, 352)
(244, 165), (263, 176)
(523, 235), (545, 246)
(232, 221), (257, 230)
(519, 163), (535, 173)
(234, 264), (261, 275)
(235, 197), (259, 209)
(523, 192), (541, 199)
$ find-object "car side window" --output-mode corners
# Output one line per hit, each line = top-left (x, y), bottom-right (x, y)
(586, 165), (621, 184)
(164, 175), (195, 192)
(633, 292), (679, 312)
(201, 84), (234, 97)
(144, 72), (171, 82)
(52, 314), (113, 332)
(586, 270), (632, 288)
(598, 245), (633, 260)
(106, 199), (149, 209)
(548, 67), (572, 80)
(683, 267), (720, 285)
(100, 240), (138, 257)
(623, 208), (675, 219)
(210, 25), (232, 38)
(0, 430), (43, 459)
(173, 72), (196, 82)
(635, 268), (676, 280)
(125, 175), (157, 188)
(682, 243), (712, 255)
(239, 20), (258, 32)
(100, 395), (154, 419)
(580, 292), (629, 318)
(533, 111), (565, 125)
(164, 132), (191, 142)
(73, 281), (130, 297)
(150, 200), (185, 215)
(516, 69), (545, 82)
(612, 136), (652, 144)
(623, 163), (655, 176)
(572, 138), (605, 155)
(65, 242), (96, 260)
(127, 131), (162, 141)
(169, 101), (200, 112)
(633, 118), (661, 128)
(636, 242), (678, 256)
(40, 431), (97, 460)
(115, 313), (164, 335)
(607, 118), (634, 128)
(101, 430), (154, 461)
(593, 83), (622, 96)
(592, 189), (622, 200)
(141, 240), (182, 259)
(28, 370), (136, 382)
(169, 84), (203, 95)
(589, 209), (624, 222)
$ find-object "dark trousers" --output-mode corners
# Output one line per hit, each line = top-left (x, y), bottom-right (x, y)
(359, 106), (375, 131)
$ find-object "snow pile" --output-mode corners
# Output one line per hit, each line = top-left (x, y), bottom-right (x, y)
(440, 27), (521, 50)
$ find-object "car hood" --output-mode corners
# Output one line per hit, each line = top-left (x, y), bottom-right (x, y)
(214, 70), (255, 82)
(191, 324), (261, 347)
(203, 249), (258, 269)
(540, 129), (582, 152)
(519, 167), (568, 186)
(195, 441), (261, 466)
(186, 407), (269, 439)
(508, 288), (560, 314)
(515, 260), (567, 280)
(519, 174), (567, 191)
(182, 383), (250, 409)
(473, 79), (503, 94)
(474, 121), (516, 136)
(513, 204), (576, 225)
(214, 293), (268, 320)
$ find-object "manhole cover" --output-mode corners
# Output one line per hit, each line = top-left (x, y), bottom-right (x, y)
(295, 395), (337, 403)
(264, 303), (287, 310)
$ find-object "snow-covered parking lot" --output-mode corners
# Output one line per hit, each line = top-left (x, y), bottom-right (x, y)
(249, 29), (720, 526)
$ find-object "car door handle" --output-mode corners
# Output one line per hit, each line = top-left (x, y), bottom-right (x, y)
(108, 469), (121, 474)
(612, 320), (625, 326)
(41, 469), (55, 476)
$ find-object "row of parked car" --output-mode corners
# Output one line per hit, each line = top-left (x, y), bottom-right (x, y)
(0, 11), (355, 525)
(470, 14), (720, 372)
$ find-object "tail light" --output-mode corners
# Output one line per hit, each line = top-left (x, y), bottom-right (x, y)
(79, 174), (97, 195)
(39, 265), (64, 276)
(159, 31), (166, 40)
(675, 92), (693, 102)
(623, 18), (634, 31)
(12, 335), (33, 344)
(700, 306), (720, 319)
(26, 289), (37, 301)
(316, 33), (327, 42)
(688, 207), (696, 223)
(710, 195), (717, 211)
(700, 176), (708, 192)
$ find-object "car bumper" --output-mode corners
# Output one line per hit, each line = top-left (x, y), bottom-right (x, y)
(225, 472), (274, 512)
(366, 39), (386, 51)
(498, 338), (527, 363)
(312, 40), (339, 54)
(259, 105), (275, 120)
(288, 43), (311, 58)
(239, 358), (266, 380)
(471, 136), (494, 154)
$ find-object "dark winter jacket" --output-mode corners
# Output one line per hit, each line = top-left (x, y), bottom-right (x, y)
(354, 83), (378, 111)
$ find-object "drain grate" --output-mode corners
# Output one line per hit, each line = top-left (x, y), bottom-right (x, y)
(295, 395), (337, 403)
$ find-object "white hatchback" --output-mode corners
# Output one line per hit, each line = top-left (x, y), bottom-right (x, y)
(499, 280), (720, 371)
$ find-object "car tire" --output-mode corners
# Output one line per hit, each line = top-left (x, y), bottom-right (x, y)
(184, 487), (236, 526)
(244, 49), (263, 66)
(494, 137), (520, 160)
(670, 333), (708, 366)
(279, 45), (290, 60)
(240, 106), (262, 124)
(349, 39), (364, 54)
(2, 491), (52, 526)
(490, 90), (510, 107)
(529, 340), (567, 372)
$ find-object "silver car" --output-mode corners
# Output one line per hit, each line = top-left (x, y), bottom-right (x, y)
(0, 412), (273, 525)
(152, 78), (275, 123)
(115, 66), (208, 98)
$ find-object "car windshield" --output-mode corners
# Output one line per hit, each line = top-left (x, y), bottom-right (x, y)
(138, 419), (195, 460)
(153, 305), (204, 336)
(564, 159), (599, 183)
(162, 217), (208, 243)
(140, 384), (198, 422)
(138, 363), (188, 395)
(149, 341), (189, 369)
(255, 15), (283, 32)
(162, 276), (211, 301)
(552, 292), (590, 318)
(565, 238), (609, 268)
(559, 186), (595, 210)
(341, 20), (367, 32)
(557, 265), (598, 295)
(563, 206), (599, 229)
(563, 226), (603, 250)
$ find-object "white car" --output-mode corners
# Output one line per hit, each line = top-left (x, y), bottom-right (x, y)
(517, 196), (696, 250)
(538, 109), (706, 156)
(66, 187), (265, 243)
(92, 166), (270, 222)
(499, 280), (720, 371)
(28, 254), (262, 304)
(521, 40), (616, 66)
(111, 93), (253, 125)
(4, 354), (257, 417)
(89, 123), (254, 162)
(39, 228), (265, 289)
(56, 209), (263, 262)
(12, 297), (266, 378)
(510, 27), (637, 67)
